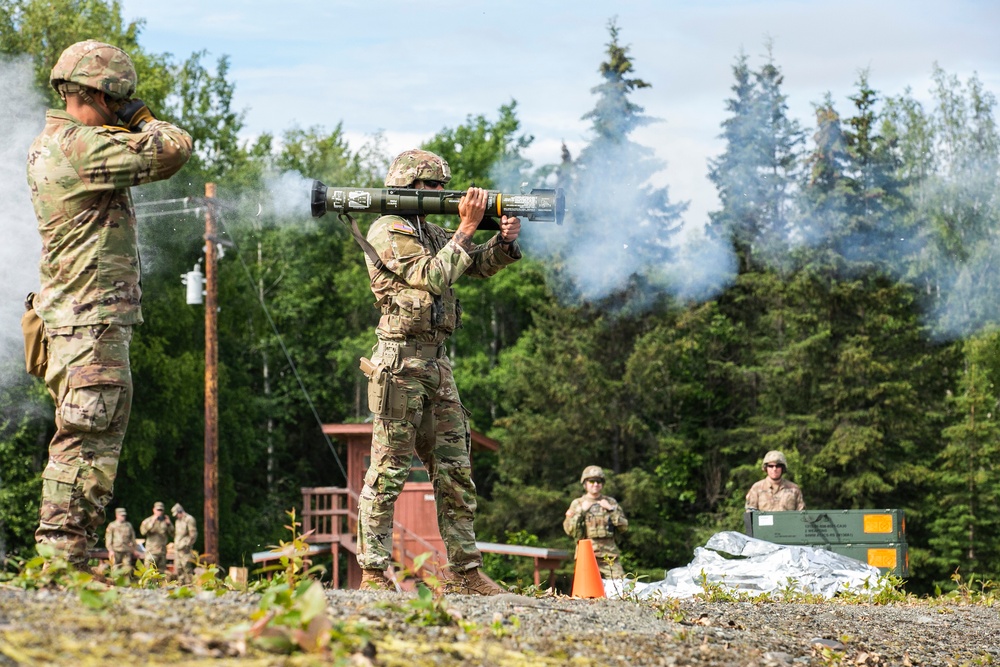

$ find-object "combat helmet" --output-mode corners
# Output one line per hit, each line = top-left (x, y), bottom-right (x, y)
(762, 450), (789, 471)
(385, 149), (451, 187)
(580, 465), (605, 484)
(50, 40), (137, 100)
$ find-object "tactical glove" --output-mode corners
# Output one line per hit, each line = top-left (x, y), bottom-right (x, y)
(117, 99), (155, 131)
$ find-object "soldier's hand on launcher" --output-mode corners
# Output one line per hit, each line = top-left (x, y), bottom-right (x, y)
(457, 187), (488, 235)
(499, 216), (521, 243)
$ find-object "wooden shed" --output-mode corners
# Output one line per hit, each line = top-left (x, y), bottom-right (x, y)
(300, 422), (499, 589)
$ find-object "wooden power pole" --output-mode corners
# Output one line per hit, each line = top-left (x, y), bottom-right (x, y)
(203, 182), (219, 565)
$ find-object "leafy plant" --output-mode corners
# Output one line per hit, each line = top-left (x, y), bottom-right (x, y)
(375, 553), (460, 627)
(1, 546), (119, 610)
(244, 579), (366, 656)
(251, 509), (325, 590)
(403, 582), (460, 627)
(651, 598), (687, 623)
(939, 569), (998, 606)
(133, 560), (168, 589)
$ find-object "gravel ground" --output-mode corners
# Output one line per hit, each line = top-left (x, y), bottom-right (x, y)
(0, 585), (998, 666)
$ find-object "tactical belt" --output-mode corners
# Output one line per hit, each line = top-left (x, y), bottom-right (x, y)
(377, 339), (446, 360)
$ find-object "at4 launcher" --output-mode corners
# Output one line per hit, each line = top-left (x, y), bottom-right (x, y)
(310, 180), (565, 230)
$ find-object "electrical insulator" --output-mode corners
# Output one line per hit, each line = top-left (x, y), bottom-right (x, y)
(182, 263), (204, 305)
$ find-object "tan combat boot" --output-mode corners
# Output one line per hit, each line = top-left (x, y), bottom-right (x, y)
(360, 568), (392, 591)
(444, 567), (505, 596)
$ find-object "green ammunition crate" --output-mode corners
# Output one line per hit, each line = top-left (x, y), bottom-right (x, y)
(745, 509), (905, 545)
(817, 543), (909, 577)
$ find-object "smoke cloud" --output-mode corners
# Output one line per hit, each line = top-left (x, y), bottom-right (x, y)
(0, 56), (45, 390)
(255, 170), (315, 221)
(506, 148), (737, 309)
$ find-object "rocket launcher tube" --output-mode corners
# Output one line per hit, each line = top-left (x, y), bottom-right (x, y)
(311, 180), (565, 225)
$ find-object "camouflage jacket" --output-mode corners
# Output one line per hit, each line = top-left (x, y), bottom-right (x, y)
(563, 495), (628, 541)
(104, 519), (136, 552)
(26, 110), (192, 327)
(174, 513), (198, 551)
(139, 514), (173, 553)
(364, 215), (520, 344)
(745, 477), (806, 512)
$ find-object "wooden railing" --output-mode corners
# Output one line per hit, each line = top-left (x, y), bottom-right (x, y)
(301, 486), (351, 543)
(299, 486), (449, 581)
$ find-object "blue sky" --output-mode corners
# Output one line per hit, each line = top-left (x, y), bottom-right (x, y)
(118, 1), (999, 227)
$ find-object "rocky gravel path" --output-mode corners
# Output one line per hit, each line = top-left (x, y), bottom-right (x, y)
(0, 586), (997, 665)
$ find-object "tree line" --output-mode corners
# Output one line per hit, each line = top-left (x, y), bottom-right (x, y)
(1, 2), (998, 594)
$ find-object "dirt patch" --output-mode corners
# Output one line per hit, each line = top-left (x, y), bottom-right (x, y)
(0, 586), (997, 666)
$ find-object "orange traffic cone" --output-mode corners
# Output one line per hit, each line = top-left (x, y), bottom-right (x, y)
(571, 539), (605, 598)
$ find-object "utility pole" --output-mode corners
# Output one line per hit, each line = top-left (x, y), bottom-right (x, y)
(257, 239), (275, 495)
(203, 182), (219, 565)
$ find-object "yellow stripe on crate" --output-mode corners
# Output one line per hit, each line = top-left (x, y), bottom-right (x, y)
(867, 548), (898, 569)
(863, 514), (893, 533)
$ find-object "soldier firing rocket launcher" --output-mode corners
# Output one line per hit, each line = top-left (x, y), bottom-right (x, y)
(310, 180), (565, 229)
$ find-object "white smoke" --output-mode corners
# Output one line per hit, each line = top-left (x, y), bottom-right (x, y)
(515, 162), (737, 307)
(258, 169), (314, 220)
(0, 56), (45, 389)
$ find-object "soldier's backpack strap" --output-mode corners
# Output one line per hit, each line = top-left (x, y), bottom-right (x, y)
(338, 212), (384, 272)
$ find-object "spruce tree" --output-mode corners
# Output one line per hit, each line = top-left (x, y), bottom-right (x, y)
(708, 44), (803, 273)
(554, 18), (685, 304)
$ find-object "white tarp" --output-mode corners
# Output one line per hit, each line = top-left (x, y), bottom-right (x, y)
(607, 531), (882, 600)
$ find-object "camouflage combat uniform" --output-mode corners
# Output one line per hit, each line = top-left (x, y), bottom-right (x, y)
(26, 106), (191, 563)
(139, 510), (173, 572)
(172, 509), (198, 582)
(356, 214), (520, 572)
(564, 495), (629, 578)
(104, 516), (137, 570)
(745, 477), (805, 512)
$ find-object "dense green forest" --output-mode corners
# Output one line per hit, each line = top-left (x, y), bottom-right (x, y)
(2, 2), (999, 595)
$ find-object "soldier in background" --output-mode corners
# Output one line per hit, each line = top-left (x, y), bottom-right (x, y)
(139, 501), (173, 572)
(745, 450), (806, 512)
(171, 503), (198, 583)
(564, 465), (629, 578)
(104, 507), (137, 575)
(356, 149), (521, 595)
(26, 40), (192, 569)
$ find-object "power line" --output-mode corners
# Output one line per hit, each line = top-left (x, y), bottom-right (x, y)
(212, 208), (349, 483)
(135, 196), (199, 207)
(133, 194), (349, 479)
(136, 207), (206, 219)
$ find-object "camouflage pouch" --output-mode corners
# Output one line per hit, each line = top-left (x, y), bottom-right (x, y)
(362, 357), (406, 421)
(60, 364), (129, 433)
(386, 288), (433, 336)
(21, 292), (48, 378)
(585, 510), (612, 539)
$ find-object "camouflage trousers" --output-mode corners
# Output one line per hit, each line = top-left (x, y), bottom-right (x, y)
(175, 548), (196, 582)
(36, 324), (133, 564)
(357, 351), (481, 572)
(144, 549), (167, 573)
(588, 538), (625, 579)
(110, 550), (134, 571)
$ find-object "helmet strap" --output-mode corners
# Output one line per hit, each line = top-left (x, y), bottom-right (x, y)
(61, 83), (117, 125)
